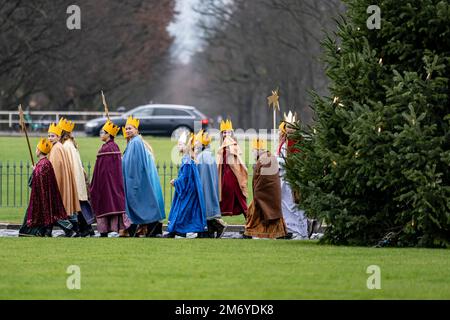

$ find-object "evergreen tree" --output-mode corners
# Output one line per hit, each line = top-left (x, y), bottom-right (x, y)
(285, 0), (450, 247)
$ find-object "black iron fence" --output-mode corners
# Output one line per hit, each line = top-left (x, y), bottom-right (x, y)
(0, 161), (254, 209)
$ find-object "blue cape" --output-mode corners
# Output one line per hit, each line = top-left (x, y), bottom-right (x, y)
(197, 149), (221, 219)
(167, 154), (207, 234)
(122, 136), (165, 224)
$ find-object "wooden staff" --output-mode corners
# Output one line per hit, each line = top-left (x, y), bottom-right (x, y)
(101, 90), (110, 120)
(18, 104), (35, 166)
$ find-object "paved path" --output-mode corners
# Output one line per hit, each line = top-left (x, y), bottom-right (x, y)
(0, 228), (322, 239)
(0, 224), (244, 239)
(0, 222), (323, 239)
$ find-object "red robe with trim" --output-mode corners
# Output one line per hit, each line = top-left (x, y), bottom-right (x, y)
(26, 158), (68, 227)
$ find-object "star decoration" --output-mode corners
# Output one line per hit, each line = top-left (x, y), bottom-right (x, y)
(267, 88), (280, 111)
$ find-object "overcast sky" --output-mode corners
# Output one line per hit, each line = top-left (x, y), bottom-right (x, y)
(168, 0), (233, 64)
(167, 0), (204, 64)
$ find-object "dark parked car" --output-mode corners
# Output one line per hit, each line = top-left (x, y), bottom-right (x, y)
(85, 104), (209, 137)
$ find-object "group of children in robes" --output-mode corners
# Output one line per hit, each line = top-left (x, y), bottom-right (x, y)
(19, 111), (308, 240)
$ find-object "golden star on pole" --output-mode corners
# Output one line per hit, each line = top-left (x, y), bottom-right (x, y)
(267, 88), (280, 111)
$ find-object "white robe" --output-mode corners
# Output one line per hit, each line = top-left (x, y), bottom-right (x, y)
(63, 140), (88, 201)
(277, 142), (308, 239)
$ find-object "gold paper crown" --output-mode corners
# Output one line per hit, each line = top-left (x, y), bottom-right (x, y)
(122, 127), (127, 138)
(190, 132), (195, 147)
(48, 123), (62, 136)
(279, 111), (298, 133)
(58, 117), (75, 133)
(283, 111), (297, 124)
(102, 120), (120, 137)
(252, 138), (267, 150)
(126, 115), (140, 129)
(194, 130), (211, 146)
(37, 138), (52, 154)
(220, 119), (233, 132)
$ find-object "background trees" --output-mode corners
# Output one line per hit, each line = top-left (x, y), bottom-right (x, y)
(192, 0), (345, 128)
(0, 0), (175, 111)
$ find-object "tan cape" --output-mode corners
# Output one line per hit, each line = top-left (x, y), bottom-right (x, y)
(63, 140), (88, 201)
(216, 136), (248, 201)
(48, 142), (81, 215)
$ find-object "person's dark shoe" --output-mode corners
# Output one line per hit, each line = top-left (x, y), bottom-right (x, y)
(100, 232), (108, 238)
(63, 229), (80, 237)
(45, 227), (53, 237)
(84, 225), (95, 237)
(80, 230), (90, 237)
(197, 231), (212, 238)
(127, 224), (137, 237)
(214, 219), (226, 238)
(146, 222), (163, 237)
(156, 222), (163, 235)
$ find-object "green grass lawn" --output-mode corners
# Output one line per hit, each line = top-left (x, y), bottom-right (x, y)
(0, 136), (258, 224)
(0, 238), (449, 299)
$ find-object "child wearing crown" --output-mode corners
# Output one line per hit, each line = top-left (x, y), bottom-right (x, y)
(90, 120), (131, 237)
(193, 130), (226, 238)
(19, 139), (68, 237)
(244, 139), (287, 239)
(58, 118), (95, 237)
(122, 116), (165, 237)
(47, 122), (81, 237)
(216, 120), (248, 217)
(166, 132), (207, 237)
(277, 112), (308, 240)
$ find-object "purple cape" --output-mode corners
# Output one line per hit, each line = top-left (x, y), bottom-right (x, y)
(90, 139), (126, 218)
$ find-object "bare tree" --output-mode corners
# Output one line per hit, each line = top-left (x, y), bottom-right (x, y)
(193, 0), (345, 128)
(0, 0), (175, 111)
